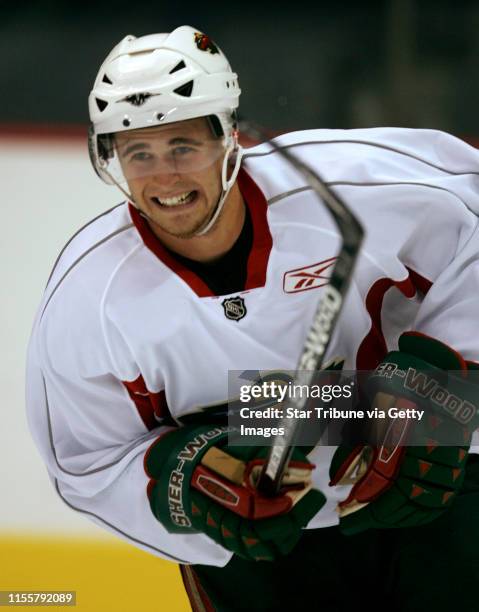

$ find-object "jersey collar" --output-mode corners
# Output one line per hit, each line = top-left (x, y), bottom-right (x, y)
(129, 167), (272, 297)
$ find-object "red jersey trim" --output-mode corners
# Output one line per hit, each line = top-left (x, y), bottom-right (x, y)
(129, 167), (272, 297)
(356, 267), (433, 370)
(237, 168), (273, 290)
(128, 205), (214, 297)
(123, 374), (171, 431)
(407, 268), (433, 296)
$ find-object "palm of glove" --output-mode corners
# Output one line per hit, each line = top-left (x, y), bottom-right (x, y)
(331, 441), (468, 535)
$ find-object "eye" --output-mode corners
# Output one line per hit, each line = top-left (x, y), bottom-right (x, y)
(130, 151), (154, 162)
(172, 145), (196, 156)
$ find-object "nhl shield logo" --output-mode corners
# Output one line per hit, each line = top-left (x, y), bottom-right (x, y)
(222, 297), (247, 321)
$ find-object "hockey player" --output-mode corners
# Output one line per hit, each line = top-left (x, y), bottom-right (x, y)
(26, 26), (479, 611)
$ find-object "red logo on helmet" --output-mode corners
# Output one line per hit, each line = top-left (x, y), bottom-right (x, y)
(283, 257), (337, 293)
(194, 32), (219, 54)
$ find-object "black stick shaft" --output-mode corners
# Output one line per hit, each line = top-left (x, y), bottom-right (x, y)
(240, 123), (364, 495)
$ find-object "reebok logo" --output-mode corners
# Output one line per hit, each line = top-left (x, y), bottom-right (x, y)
(283, 257), (336, 293)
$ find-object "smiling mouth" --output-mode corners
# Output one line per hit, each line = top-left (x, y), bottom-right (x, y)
(151, 190), (198, 208)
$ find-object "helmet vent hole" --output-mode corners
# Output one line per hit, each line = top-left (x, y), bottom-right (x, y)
(157, 113), (165, 121)
(173, 81), (193, 97)
(207, 115), (224, 138)
(169, 60), (186, 74)
(102, 74), (113, 84)
(95, 98), (108, 112)
(122, 118), (131, 127)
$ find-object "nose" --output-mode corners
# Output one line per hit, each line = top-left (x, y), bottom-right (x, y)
(150, 168), (181, 188)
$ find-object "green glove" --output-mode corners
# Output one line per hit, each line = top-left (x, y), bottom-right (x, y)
(145, 425), (325, 561)
(330, 332), (477, 535)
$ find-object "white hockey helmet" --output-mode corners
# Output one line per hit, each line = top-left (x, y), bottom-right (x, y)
(88, 25), (241, 186)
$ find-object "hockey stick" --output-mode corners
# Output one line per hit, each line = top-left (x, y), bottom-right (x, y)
(239, 122), (365, 496)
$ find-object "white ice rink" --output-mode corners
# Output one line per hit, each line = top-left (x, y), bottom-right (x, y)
(1, 133), (120, 534)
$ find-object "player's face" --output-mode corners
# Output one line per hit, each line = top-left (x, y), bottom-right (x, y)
(115, 118), (226, 239)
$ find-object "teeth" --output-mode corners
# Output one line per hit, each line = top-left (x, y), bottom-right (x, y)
(157, 191), (194, 207)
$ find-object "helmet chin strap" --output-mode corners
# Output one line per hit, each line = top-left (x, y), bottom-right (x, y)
(110, 178), (134, 204)
(194, 143), (243, 237)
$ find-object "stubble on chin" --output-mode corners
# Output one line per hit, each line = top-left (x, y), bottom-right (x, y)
(164, 220), (206, 239)
(152, 196), (223, 239)
(148, 209), (212, 240)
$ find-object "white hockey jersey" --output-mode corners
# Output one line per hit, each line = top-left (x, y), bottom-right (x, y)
(26, 128), (479, 566)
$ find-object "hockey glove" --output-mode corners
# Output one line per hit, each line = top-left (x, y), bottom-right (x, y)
(329, 332), (478, 535)
(145, 425), (325, 561)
